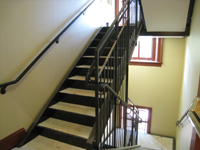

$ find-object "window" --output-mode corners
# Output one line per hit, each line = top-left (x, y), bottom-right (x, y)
(119, 104), (138, 130)
(130, 37), (163, 67)
(118, 104), (152, 134)
(135, 105), (152, 134)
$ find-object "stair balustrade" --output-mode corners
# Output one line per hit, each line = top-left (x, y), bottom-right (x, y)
(85, 0), (143, 149)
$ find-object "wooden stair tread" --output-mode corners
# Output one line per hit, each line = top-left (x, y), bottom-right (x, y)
(38, 118), (92, 139)
(21, 135), (85, 150)
(60, 88), (107, 98)
(68, 75), (113, 83)
(49, 102), (95, 117)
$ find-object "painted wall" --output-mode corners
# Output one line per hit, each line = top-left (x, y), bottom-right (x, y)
(0, 0), (115, 140)
(128, 38), (185, 137)
(176, 0), (200, 149)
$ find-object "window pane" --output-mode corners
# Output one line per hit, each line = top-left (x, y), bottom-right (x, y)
(132, 45), (138, 57)
(138, 108), (149, 133)
(138, 108), (149, 122)
(139, 36), (152, 58)
(138, 122), (147, 133)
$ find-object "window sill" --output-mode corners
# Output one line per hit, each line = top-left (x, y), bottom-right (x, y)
(129, 61), (162, 67)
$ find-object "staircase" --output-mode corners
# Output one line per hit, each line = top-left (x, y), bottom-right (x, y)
(16, 27), (113, 150)
(14, 0), (144, 149)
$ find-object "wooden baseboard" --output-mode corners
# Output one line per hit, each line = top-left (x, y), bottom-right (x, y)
(0, 128), (25, 150)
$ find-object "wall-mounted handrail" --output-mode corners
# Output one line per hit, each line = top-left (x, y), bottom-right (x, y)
(176, 98), (197, 126)
(0, 0), (95, 95)
(176, 97), (200, 138)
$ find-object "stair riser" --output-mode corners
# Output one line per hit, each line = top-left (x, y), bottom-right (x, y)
(72, 68), (114, 78)
(40, 128), (87, 149)
(90, 40), (114, 47)
(62, 80), (89, 90)
(84, 48), (111, 56)
(21, 127), (44, 145)
(96, 32), (115, 39)
(60, 94), (104, 108)
(63, 80), (112, 90)
(50, 110), (95, 127)
(77, 58), (107, 66)
(84, 48), (126, 57)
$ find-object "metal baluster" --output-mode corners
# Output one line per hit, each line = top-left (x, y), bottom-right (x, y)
(95, 48), (100, 149)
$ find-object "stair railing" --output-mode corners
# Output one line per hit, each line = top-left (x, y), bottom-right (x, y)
(0, 0), (95, 94)
(100, 84), (142, 148)
(85, 0), (143, 149)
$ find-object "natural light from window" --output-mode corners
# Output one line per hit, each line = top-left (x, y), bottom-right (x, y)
(132, 36), (153, 59)
(130, 36), (163, 67)
(138, 108), (149, 133)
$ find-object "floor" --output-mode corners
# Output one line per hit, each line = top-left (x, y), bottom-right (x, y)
(12, 135), (85, 150)
(138, 133), (174, 150)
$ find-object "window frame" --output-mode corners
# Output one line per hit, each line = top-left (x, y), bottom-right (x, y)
(130, 38), (163, 67)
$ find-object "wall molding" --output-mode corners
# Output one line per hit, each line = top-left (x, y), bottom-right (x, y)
(0, 128), (25, 150)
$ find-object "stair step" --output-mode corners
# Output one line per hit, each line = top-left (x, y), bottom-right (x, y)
(21, 135), (85, 150)
(82, 55), (107, 58)
(60, 88), (95, 97)
(68, 75), (113, 83)
(89, 47), (112, 49)
(76, 65), (113, 70)
(49, 102), (95, 117)
(60, 88), (107, 98)
(82, 55), (122, 59)
(38, 118), (92, 139)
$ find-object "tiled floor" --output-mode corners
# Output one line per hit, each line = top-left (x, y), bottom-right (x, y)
(13, 135), (85, 150)
(138, 133), (173, 150)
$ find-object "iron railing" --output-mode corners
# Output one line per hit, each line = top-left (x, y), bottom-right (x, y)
(85, 0), (143, 149)
(0, 0), (95, 94)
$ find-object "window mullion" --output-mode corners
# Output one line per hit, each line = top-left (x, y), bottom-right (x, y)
(152, 38), (156, 61)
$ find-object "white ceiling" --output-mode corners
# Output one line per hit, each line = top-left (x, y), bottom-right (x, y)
(141, 0), (190, 32)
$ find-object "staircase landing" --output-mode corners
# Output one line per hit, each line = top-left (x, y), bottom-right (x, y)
(14, 135), (85, 150)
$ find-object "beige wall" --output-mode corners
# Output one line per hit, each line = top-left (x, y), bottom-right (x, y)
(176, 0), (200, 149)
(0, 0), (115, 140)
(128, 38), (186, 137)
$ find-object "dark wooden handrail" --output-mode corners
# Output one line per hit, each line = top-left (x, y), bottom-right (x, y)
(0, 0), (95, 94)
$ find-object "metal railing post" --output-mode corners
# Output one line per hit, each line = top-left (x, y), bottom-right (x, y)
(95, 50), (100, 150)
(114, 21), (119, 148)
(124, 0), (131, 147)
(135, 0), (138, 39)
